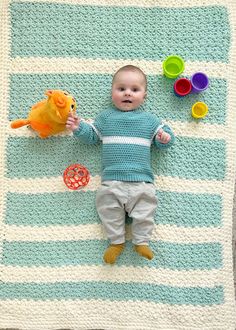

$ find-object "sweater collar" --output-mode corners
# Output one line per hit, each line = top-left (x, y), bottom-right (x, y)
(112, 105), (143, 113)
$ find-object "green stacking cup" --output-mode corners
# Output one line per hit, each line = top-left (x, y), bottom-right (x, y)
(163, 55), (185, 79)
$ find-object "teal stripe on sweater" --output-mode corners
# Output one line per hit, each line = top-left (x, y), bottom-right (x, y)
(10, 3), (230, 62)
(5, 191), (221, 227)
(6, 136), (225, 180)
(0, 281), (224, 306)
(9, 74), (227, 124)
(2, 240), (222, 270)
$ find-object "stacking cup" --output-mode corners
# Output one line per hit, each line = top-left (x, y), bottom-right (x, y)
(190, 72), (209, 93)
(163, 55), (185, 79)
(174, 78), (192, 97)
(191, 102), (208, 119)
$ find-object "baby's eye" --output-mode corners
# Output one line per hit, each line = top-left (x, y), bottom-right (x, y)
(133, 88), (139, 92)
(119, 87), (125, 91)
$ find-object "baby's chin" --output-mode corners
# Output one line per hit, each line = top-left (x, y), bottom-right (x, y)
(114, 102), (142, 111)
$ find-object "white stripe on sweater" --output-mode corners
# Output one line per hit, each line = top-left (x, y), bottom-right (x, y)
(103, 136), (151, 146)
(84, 121), (103, 140)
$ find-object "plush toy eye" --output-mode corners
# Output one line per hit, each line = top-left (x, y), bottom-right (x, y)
(71, 104), (75, 110)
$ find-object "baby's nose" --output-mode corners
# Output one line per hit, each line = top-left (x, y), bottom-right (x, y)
(125, 89), (131, 95)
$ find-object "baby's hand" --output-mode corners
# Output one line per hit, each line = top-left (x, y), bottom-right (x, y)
(156, 129), (171, 144)
(66, 113), (80, 131)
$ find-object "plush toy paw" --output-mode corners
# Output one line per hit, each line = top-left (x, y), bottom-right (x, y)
(103, 243), (125, 264)
(134, 245), (154, 260)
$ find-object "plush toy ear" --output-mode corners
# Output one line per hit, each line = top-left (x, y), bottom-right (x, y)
(45, 90), (53, 97)
(55, 96), (66, 108)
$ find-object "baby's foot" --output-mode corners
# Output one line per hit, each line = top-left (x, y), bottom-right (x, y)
(103, 243), (125, 264)
(134, 245), (154, 260)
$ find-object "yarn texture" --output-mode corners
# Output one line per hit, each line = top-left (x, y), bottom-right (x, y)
(74, 107), (175, 182)
(0, 0), (236, 329)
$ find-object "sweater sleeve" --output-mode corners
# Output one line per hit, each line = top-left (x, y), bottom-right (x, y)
(73, 112), (105, 144)
(153, 121), (175, 150)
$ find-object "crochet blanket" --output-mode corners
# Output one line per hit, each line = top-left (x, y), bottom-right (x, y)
(1, 0), (236, 329)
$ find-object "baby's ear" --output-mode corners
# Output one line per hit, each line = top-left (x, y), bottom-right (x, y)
(143, 92), (147, 99)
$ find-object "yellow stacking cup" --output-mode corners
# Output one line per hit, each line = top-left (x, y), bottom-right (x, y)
(191, 102), (208, 119)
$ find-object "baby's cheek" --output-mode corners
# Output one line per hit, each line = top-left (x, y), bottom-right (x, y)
(112, 93), (118, 102)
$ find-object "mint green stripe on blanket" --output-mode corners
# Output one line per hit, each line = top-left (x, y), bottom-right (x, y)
(9, 74), (227, 125)
(156, 191), (222, 227)
(5, 191), (221, 227)
(7, 136), (225, 180)
(152, 137), (225, 180)
(6, 136), (102, 178)
(5, 192), (99, 226)
(0, 282), (224, 306)
(152, 76), (227, 124)
(10, 3), (230, 61)
(2, 241), (222, 270)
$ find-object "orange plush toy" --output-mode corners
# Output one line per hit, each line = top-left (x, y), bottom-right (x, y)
(10, 90), (76, 138)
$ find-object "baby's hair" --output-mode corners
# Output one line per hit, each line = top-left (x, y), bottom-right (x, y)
(112, 65), (147, 90)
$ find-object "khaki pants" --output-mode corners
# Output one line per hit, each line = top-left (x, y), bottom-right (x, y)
(96, 181), (157, 245)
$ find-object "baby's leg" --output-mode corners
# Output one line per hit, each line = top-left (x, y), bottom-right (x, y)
(96, 181), (126, 264)
(126, 182), (157, 260)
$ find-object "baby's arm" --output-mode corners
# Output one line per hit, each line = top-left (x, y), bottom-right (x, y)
(154, 124), (175, 149)
(66, 113), (101, 144)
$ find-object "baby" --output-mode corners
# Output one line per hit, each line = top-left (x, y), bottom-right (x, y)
(66, 65), (175, 264)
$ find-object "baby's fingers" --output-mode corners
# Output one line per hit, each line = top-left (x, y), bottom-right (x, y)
(66, 118), (75, 125)
(66, 119), (75, 128)
(161, 133), (171, 144)
(156, 129), (163, 140)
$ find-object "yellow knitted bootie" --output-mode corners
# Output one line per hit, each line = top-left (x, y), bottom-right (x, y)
(134, 245), (154, 260)
(103, 243), (125, 264)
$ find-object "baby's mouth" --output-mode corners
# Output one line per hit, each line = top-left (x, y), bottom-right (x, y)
(122, 100), (132, 103)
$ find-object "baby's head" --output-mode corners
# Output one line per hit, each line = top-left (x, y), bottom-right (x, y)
(112, 65), (147, 111)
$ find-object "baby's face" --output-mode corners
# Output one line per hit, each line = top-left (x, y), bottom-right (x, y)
(112, 71), (147, 111)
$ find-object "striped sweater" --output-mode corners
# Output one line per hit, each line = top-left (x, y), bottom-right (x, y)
(74, 106), (175, 182)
